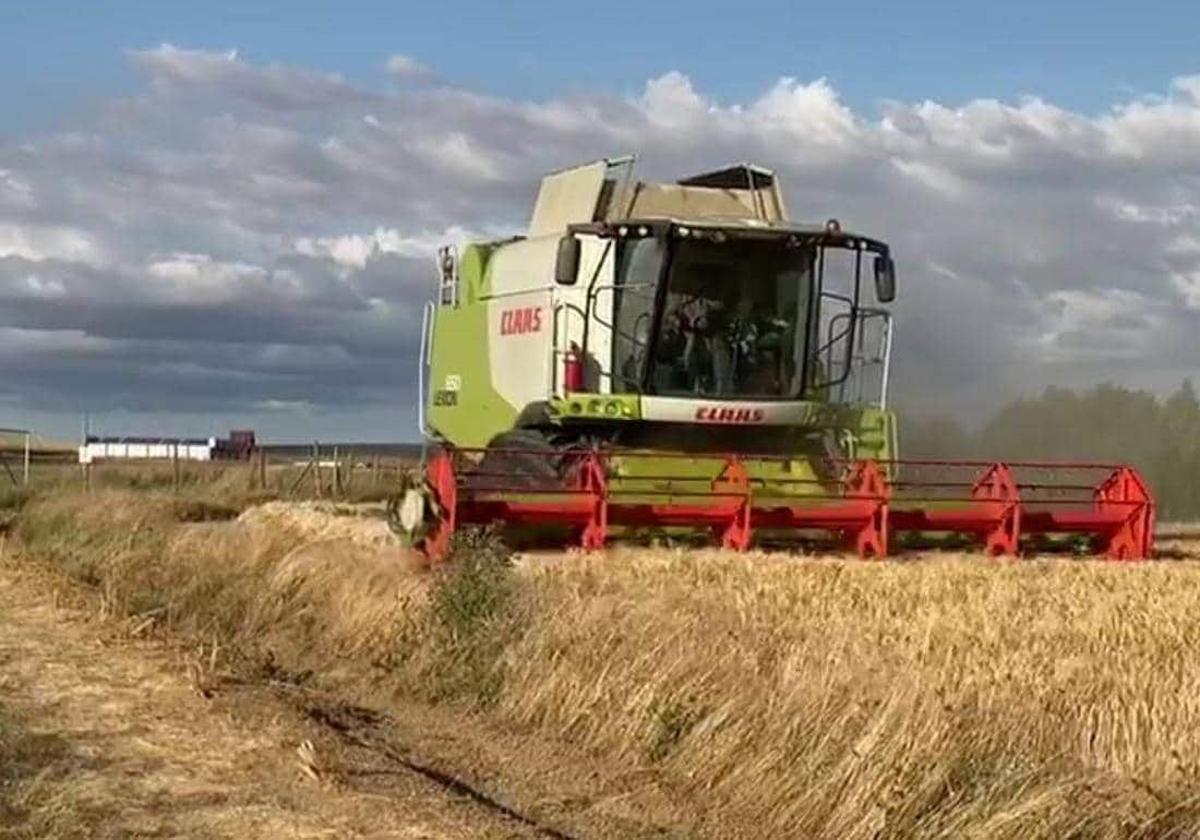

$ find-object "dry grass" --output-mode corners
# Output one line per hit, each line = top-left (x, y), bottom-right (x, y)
(13, 491), (428, 675)
(0, 705), (74, 836)
(5, 456), (406, 508)
(12, 487), (1200, 838)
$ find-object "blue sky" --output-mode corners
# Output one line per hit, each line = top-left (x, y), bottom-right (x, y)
(5, 0), (1200, 139)
(3, 2), (1200, 441)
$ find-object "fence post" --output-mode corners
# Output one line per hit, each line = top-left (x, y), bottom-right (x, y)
(333, 446), (341, 498)
(173, 443), (181, 493)
(245, 447), (264, 491)
(22, 432), (30, 486)
(259, 448), (267, 491)
(312, 441), (322, 498)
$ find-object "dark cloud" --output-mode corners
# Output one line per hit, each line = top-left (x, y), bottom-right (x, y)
(2, 50), (1200, 439)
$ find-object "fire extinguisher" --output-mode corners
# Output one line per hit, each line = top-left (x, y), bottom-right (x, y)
(563, 342), (584, 392)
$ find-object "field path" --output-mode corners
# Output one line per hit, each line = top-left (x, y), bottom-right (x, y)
(0, 553), (553, 839)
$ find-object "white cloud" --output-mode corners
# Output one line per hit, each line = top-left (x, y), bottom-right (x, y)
(253, 398), (313, 412)
(890, 158), (968, 199)
(1175, 75), (1200, 102)
(294, 230), (400, 269)
(0, 326), (117, 356)
(1170, 271), (1200, 310)
(0, 223), (103, 263)
(1166, 234), (1200, 256)
(20, 273), (67, 299)
(132, 44), (241, 83)
(0, 169), (34, 208)
(130, 44), (367, 111)
(1098, 196), (1200, 225)
(748, 77), (860, 150)
(409, 131), (505, 181)
(293, 226), (479, 270)
(145, 252), (269, 304)
(639, 71), (711, 127)
(385, 54), (432, 79)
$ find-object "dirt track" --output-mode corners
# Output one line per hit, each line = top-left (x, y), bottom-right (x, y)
(0, 556), (562, 839)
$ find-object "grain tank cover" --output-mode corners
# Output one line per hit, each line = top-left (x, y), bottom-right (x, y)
(526, 157), (788, 237)
(527, 159), (611, 238)
(625, 162), (787, 222)
(677, 163), (776, 190)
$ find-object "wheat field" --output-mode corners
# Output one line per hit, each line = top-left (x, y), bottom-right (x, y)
(504, 550), (1200, 837)
(9, 488), (1200, 838)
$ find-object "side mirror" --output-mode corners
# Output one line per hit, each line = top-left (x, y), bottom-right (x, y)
(554, 235), (581, 286)
(873, 256), (896, 303)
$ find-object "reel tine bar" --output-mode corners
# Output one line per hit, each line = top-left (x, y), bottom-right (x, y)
(415, 448), (1154, 561)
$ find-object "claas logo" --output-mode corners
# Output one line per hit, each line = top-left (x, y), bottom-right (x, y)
(695, 406), (766, 423)
(500, 306), (543, 335)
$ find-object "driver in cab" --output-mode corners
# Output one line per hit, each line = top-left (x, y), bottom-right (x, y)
(656, 281), (786, 396)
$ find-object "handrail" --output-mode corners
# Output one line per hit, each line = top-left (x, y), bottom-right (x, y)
(551, 300), (589, 395)
(417, 300), (435, 438)
(817, 307), (892, 409)
(878, 312), (893, 410)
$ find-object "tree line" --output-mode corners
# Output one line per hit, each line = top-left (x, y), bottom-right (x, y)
(900, 381), (1200, 521)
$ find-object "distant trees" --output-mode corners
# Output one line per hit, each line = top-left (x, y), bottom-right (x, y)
(901, 381), (1200, 521)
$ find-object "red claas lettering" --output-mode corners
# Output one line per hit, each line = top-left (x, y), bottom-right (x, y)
(500, 306), (544, 336)
(695, 407), (766, 423)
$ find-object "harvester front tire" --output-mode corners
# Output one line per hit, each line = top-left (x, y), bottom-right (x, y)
(476, 429), (564, 491)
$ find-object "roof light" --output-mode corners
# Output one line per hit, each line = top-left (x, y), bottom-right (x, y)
(637, 226), (649, 237)
(617, 225), (629, 237)
(825, 218), (841, 234)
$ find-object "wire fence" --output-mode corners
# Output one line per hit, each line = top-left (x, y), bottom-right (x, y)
(0, 428), (36, 487)
(5, 442), (417, 502)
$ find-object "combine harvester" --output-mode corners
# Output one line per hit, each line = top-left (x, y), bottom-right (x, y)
(392, 157), (1154, 560)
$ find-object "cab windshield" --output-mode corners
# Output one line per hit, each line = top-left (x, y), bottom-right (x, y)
(611, 236), (815, 398)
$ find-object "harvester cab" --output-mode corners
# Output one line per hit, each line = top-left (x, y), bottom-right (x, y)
(398, 157), (1154, 561)
(422, 158), (897, 459)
